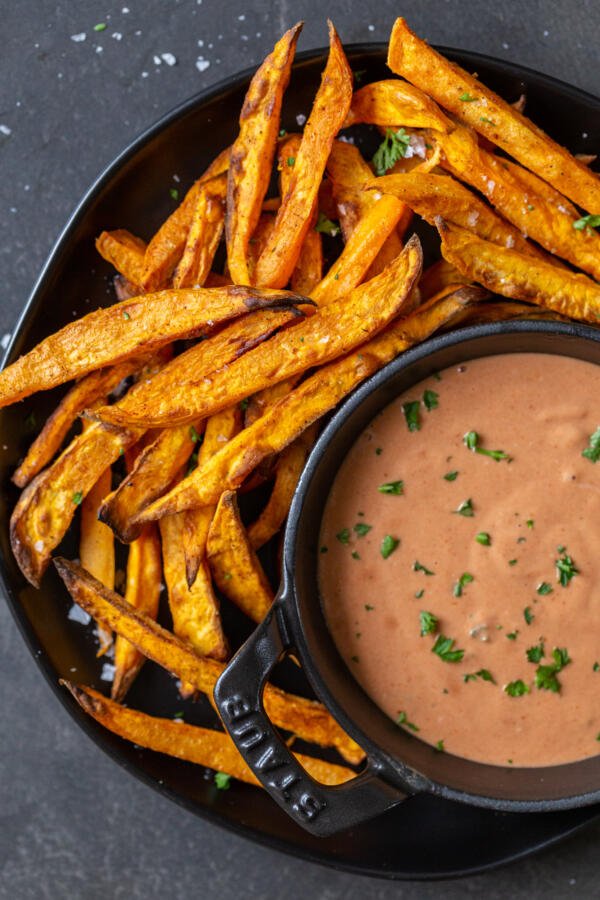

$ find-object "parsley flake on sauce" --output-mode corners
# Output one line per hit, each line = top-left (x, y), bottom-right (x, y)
(436, 739), (445, 752)
(504, 680), (529, 697)
(523, 607), (534, 625)
(534, 647), (571, 693)
(432, 634), (465, 663)
(415, 588), (425, 599)
(419, 610), (438, 636)
(453, 572), (474, 597)
(573, 214), (600, 231)
(402, 400), (421, 432)
(422, 389), (439, 411)
(475, 532), (491, 545)
(353, 522), (372, 537)
(582, 426), (600, 462)
(594, 662), (600, 672)
(381, 535), (400, 559)
(506, 630), (519, 641)
(463, 669), (495, 684)
(454, 498), (474, 517)
(463, 430), (510, 461)
(351, 550), (360, 560)
(413, 560), (435, 576)
(378, 480), (404, 495)
(537, 582), (553, 596)
(396, 711), (420, 731)
(372, 127), (411, 175)
(526, 642), (545, 664)
(555, 552), (579, 587)
(214, 772), (231, 790)
(336, 528), (350, 544)
(444, 470), (459, 481)
(365, 604), (374, 611)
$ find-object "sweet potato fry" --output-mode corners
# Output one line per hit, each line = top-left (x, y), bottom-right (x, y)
(387, 18), (600, 213)
(79, 450), (114, 656)
(254, 22), (353, 288)
(247, 425), (317, 550)
(0, 286), (304, 408)
(226, 24), (302, 285)
(344, 78), (453, 132)
(290, 230), (323, 295)
(12, 358), (139, 488)
(206, 491), (274, 623)
(310, 194), (407, 306)
(172, 173), (227, 288)
(431, 126), (600, 278)
(460, 300), (566, 326)
(112, 524), (162, 702)
(436, 218), (600, 321)
(372, 171), (545, 258)
(54, 559), (364, 764)
(183, 405), (242, 588)
(419, 258), (467, 300)
(95, 236), (423, 429)
(244, 376), (303, 428)
(95, 229), (146, 286)
(160, 511), (228, 661)
(141, 146), (231, 291)
(99, 423), (201, 543)
(92, 307), (302, 430)
(64, 683), (354, 786)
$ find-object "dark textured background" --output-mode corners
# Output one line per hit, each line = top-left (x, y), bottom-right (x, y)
(1, 2), (599, 897)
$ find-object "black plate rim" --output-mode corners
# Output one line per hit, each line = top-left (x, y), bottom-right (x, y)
(2, 42), (600, 882)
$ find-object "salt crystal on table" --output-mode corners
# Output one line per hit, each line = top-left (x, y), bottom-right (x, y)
(70, 33), (86, 42)
(196, 57), (210, 73)
(112, 32), (122, 41)
(1, 333), (11, 349)
(161, 52), (177, 66)
(0, 124), (12, 136)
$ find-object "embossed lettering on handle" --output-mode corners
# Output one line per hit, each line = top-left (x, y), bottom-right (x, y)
(214, 605), (405, 837)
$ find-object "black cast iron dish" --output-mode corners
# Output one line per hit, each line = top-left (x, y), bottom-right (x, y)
(2, 44), (600, 879)
(215, 322), (600, 837)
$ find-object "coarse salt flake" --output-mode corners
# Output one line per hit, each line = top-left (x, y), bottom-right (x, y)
(296, 113), (306, 126)
(161, 52), (177, 66)
(68, 604), (92, 626)
(0, 333), (10, 349)
(100, 663), (116, 682)
(112, 32), (123, 40)
(196, 57), (210, 73)
(0, 124), (12, 136)
(70, 32), (86, 42)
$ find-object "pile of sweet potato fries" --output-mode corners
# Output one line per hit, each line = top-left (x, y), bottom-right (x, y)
(2, 18), (599, 789)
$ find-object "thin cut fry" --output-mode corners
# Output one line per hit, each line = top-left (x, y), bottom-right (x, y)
(135, 286), (484, 520)
(173, 173), (227, 288)
(65, 683), (354, 786)
(431, 126), (600, 278)
(436, 218), (600, 322)
(247, 425), (317, 549)
(183, 405), (242, 588)
(12, 358), (140, 488)
(112, 524), (162, 702)
(387, 18), (600, 213)
(226, 24), (302, 285)
(344, 78), (453, 131)
(0, 286), (305, 408)
(160, 511), (228, 661)
(95, 230), (146, 286)
(372, 171), (546, 258)
(99, 423), (201, 543)
(95, 236), (423, 429)
(141, 146), (231, 291)
(54, 559), (364, 764)
(254, 22), (353, 287)
(206, 491), (274, 623)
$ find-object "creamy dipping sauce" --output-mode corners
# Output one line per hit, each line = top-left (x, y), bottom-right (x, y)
(319, 353), (600, 767)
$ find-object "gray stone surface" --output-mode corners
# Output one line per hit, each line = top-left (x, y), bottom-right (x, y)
(1, 1), (599, 897)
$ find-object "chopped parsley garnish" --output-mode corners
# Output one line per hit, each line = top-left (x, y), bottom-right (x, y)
(419, 610), (438, 636)
(594, 662), (600, 672)
(380, 535), (399, 559)
(396, 711), (419, 731)
(336, 528), (350, 544)
(453, 572), (474, 597)
(526, 519), (535, 529)
(415, 588), (425, 599)
(504, 680), (529, 697)
(463, 430), (510, 461)
(320, 545), (328, 554)
(279, 128), (287, 137)
(372, 127), (411, 175)
(351, 655), (360, 663)
(508, 559), (518, 566)
(444, 470), (459, 481)
(169, 187), (179, 201)
(353, 68), (367, 83)
(240, 397), (250, 410)
(573, 214), (600, 231)
(534, 647), (571, 693)
(315, 212), (340, 237)
(364, 604), (374, 611)
(189, 425), (201, 443)
(422, 389), (439, 411)
(375, 447), (383, 455)
(413, 560), (435, 576)
(475, 531), (491, 545)
(582, 426), (600, 462)
(526, 642), (545, 664)
(72, 491), (83, 505)
(432, 634), (464, 663)
(93, 22), (107, 31)
(214, 771), (231, 790)
(459, 91), (477, 101)
(537, 582), (553, 596)
(435, 739), (445, 752)
(378, 480), (404, 495)
(122, 311), (131, 320)
(353, 522), (372, 537)
(480, 116), (496, 126)
(463, 669), (495, 684)
(351, 550), (360, 560)
(524, 607), (534, 625)
(555, 552), (579, 587)
(186, 450), (199, 475)
(506, 630), (519, 641)
(173, 710), (184, 719)
(287, 156), (295, 166)
(402, 400), (421, 432)
(454, 498), (474, 517)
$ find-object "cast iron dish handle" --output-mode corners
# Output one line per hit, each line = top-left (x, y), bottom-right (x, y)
(214, 602), (406, 837)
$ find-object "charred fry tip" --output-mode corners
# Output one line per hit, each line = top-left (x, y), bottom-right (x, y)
(434, 215), (448, 236)
(60, 679), (105, 716)
(110, 667), (139, 704)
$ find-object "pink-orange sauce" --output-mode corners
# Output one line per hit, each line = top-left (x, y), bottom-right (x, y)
(319, 353), (600, 767)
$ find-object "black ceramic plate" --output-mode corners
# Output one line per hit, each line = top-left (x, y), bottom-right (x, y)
(2, 44), (600, 881)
